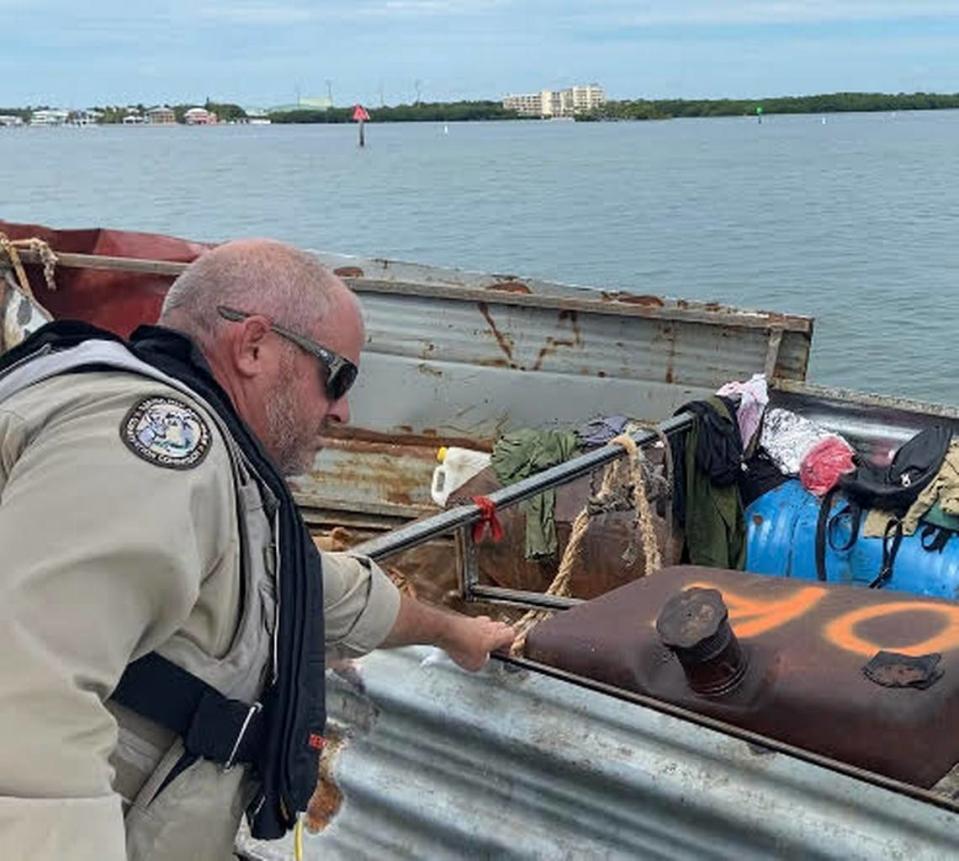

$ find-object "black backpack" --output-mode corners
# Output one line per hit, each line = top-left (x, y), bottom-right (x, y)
(838, 424), (952, 516)
(816, 424), (952, 587)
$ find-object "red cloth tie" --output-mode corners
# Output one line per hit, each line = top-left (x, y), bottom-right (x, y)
(472, 495), (504, 543)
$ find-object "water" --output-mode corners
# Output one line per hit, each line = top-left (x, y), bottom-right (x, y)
(3, 112), (959, 405)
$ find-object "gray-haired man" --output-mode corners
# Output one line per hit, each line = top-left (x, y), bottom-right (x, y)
(0, 239), (514, 860)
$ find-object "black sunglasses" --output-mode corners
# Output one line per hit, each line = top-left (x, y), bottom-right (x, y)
(217, 305), (359, 401)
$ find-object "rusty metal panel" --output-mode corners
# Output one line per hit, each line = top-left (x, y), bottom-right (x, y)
(304, 250), (812, 439)
(347, 294), (806, 439)
(290, 433), (439, 517)
(237, 647), (959, 860)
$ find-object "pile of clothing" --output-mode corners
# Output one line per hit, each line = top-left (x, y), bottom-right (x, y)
(674, 371), (959, 587)
(673, 374), (860, 568)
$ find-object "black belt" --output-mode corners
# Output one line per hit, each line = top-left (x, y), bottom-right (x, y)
(112, 652), (264, 769)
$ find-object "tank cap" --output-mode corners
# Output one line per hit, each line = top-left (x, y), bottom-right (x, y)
(656, 587), (747, 696)
(657, 588), (729, 654)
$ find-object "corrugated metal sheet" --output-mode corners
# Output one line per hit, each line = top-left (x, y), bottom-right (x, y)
(238, 647), (959, 861)
(290, 433), (439, 516)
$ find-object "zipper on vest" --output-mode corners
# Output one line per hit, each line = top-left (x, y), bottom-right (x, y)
(272, 507), (281, 684)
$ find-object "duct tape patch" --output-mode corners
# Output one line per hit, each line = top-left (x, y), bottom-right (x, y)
(121, 396), (212, 470)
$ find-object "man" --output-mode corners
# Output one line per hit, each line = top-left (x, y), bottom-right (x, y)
(0, 239), (514, 860)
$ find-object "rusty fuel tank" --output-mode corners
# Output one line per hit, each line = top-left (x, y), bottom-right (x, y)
(525, 565), (959, 787)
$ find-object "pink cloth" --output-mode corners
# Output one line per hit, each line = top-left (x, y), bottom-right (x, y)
(800, 436), (856, 496)
(717, 373), (769, 448)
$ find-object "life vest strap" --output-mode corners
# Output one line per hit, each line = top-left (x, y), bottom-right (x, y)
(113, 652), (265, 769)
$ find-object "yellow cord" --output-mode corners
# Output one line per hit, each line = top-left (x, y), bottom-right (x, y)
(294, 815), (304, 861)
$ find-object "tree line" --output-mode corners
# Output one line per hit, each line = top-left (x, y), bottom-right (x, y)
(584, 92), (959, 121)
(269, 100), (521, 123)
(92, 101), (248, 123)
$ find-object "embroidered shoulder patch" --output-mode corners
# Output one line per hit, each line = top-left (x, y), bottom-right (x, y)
(121, 397), (212, 470)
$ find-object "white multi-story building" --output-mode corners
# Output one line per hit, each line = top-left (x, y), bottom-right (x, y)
(569, 84), (606, 113)
(30, 109), (70, 126)
(503, 84), (606, 118)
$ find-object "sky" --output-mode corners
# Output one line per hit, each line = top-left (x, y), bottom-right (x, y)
(2, 1), (959, 109)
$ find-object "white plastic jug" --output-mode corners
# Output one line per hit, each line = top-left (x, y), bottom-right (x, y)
(430, 446), (491, 507)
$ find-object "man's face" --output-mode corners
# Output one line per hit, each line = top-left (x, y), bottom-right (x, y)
(263, 294), (364, 476)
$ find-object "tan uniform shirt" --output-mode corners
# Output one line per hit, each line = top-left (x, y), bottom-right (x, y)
(0, 371), (400, 859)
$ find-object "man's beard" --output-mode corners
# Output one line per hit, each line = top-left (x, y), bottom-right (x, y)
(265, 367), (320, 477)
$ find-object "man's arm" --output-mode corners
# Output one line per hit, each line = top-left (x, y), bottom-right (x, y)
(322, 551), (514, 669)
(380, 594), (515, 672)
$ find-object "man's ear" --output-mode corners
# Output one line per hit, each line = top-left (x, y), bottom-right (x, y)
(232, 315), (273, 378)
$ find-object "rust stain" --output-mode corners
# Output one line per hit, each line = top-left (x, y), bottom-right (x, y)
(531, 309), (583, 371)
(322, 424), (491, 451)
(605, 291), (665, 308)
(559, 309), (583, 346)
(487, 280), (531, 294)
(384, 487), (414, 506)
(752, 514), (764, 526)
(477, 301), (518, 367)
(333, 266), (365, 279)
(417, 362), (443, 378)
(663, 323), (676, 385)
(306, 732), (347, 832)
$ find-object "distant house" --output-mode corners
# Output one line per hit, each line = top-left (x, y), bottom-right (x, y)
(146, 106), (176, 125)
(30, 109), (70, 126)
(122, 112), (144, 125)
(184, 107), (217, 125)
(69, 109), (102, 126)
(0, 115), (24, 127)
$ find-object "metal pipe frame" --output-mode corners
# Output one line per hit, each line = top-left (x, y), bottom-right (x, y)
(353, 413), (693, 609)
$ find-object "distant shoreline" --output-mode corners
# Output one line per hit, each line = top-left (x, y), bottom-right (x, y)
(262, 92), (959, 124)
(4, 92), (959, 126)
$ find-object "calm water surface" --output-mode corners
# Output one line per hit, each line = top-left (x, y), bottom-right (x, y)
(2, 112), (958, 404)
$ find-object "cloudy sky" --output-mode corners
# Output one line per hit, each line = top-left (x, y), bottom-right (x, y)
(3, 1), (958, 108)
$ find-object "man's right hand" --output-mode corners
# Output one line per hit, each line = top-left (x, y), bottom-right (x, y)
(437, 615), (516, 672)
(380, 595), (515, 672)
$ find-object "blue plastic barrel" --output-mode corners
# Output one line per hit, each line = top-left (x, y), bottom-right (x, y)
(744, 480), (959, 599)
